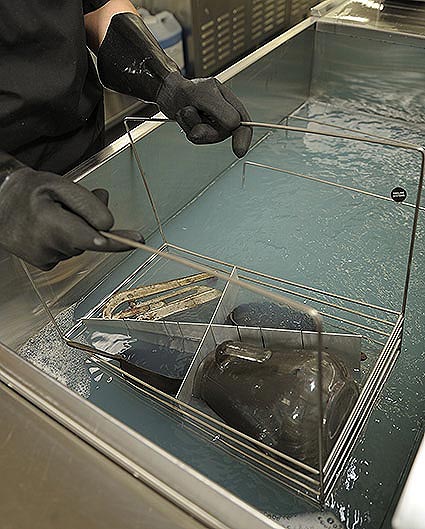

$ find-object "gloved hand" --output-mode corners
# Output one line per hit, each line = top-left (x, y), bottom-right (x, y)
(0, 163), (144, 270)
(97, 13), (252, 158)
(157, 73), (252, 158)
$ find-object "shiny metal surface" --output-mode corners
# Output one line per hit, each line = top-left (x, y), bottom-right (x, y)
(318, 0), (425, 37)
(0, 381), (208, 529)
(143, 0), (300, 76)
(0, 342), (283, 529)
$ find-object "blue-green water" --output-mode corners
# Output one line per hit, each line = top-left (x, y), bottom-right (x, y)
(20, 97), (425, 528)
(145, 98), (425, 527)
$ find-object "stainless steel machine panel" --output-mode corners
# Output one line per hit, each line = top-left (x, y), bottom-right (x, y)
(144, 0), (297, 76)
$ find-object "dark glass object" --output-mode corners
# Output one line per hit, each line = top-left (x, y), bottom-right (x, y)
(194, 341), (359, 467)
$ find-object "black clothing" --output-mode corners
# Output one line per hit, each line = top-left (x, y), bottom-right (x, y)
(0, 1), (108, 173)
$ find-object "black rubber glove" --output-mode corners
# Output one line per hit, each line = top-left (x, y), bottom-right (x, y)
(0, 154), (144, 270)
(156, 73), (252, 158)
(97, 13), (252, 158)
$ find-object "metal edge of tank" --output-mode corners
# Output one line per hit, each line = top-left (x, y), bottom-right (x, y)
(314, 0), (425, 46)
(0, 341), (285, 529)
(0, 380), (216, 529)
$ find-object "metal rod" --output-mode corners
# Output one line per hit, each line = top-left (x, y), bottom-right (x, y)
(288, 115), (409, 143)
(127, 116), (414, 146)
(168, 244), (399, 316)
(177, 266), (238, 402)
(240, 121), (420, 150)
(123, 118), (167, 244)
(402, 150), (425, 312)
(315, 310), (390, 337)
(243, 160), (422, 211)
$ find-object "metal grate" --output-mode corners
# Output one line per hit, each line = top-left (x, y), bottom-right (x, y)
(199, 0), (289, 74)
(200, 4), (248, 73)
(251, 0), (287, 41)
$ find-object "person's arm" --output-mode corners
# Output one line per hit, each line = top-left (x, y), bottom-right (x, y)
(84, 0), (137, 52)
(0, 151), (143, 270)
(84, 2), (253, 158)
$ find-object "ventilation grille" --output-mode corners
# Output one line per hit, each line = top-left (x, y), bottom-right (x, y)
(199, 1), (288, 74)
(200, 4), (247, 73)
(289, 0), (315, 23)
(251, 0), (287, 41)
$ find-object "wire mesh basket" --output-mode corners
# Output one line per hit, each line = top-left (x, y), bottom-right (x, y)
(25, 115), (423, 505)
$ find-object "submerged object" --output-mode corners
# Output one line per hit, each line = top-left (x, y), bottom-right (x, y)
(119, 351), (183, 395)
(102, 273), (221, 320)
(82, 338), (188, 395)
(194, 340), (359, 467)
(226, 302), (317, 331)
(118, 343), (186, 395)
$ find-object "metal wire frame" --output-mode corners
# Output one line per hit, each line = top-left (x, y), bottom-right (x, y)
(58, 245), (326, 504)
(64, 239), (396, 504)
(45, 114), (420, 506)
(115, 115), (424, 504)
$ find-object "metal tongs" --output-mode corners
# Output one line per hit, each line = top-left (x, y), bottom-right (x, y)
(101, 272), (221, 321)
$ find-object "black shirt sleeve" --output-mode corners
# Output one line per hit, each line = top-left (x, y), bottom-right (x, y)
(83, 0), (110, 14)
